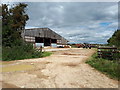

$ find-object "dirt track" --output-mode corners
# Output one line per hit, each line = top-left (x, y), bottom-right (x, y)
(1, 48), (118, 88)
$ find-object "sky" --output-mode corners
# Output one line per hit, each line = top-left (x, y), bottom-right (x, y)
(1, 1), (118, 44)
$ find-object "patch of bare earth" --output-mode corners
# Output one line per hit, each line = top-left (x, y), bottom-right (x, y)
(61, 62), (80, 67)
(1, 48), (118, 88)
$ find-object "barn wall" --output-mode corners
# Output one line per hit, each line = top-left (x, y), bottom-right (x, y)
(24, 36), (35, 43)
(61, 37), (68, 45)
(22, 28), (68, 46)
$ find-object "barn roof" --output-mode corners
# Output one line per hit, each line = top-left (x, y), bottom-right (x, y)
(23, 28), (68, 41)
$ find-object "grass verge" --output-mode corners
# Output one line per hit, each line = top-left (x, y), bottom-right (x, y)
(86, 53), (119, 80)
(41, 52), (52, 57)
(2, 45), (52, 61)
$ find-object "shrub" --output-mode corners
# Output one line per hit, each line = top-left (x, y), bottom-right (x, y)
(2, 43), (52, 61)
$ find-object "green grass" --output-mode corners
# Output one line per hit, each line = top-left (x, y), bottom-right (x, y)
(0, 46), (2, 61)
(41, 52), (52, 57)
(2, 44), (52, 61)
(86, 53), (119, 80)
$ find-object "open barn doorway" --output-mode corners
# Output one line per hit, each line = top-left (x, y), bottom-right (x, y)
(35, 37), (44, 47)
(35, 37), (44, 43)
(51, 39), (57, 43)
(44, 38), (51, 46)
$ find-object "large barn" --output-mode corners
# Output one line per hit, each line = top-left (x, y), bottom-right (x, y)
(21, 28), (68, 47)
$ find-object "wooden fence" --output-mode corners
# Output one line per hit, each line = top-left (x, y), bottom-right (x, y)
(97, 46), (119, 60)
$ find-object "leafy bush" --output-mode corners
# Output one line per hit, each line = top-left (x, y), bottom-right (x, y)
(86, 53), (119, 80)
(2, 43), (52, 61)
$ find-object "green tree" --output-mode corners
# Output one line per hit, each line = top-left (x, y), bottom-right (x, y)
(107, 30), (120, 48)
(2, 3), (29, 47)
(10, 3), (29, 31)
(2, 4), (12, 47)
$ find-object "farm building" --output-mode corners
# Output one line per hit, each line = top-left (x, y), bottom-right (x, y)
(21, 28), (68, 47)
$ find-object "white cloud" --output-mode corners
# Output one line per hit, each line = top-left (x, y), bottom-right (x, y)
(106, 4), (118, 16)
(108, 22), (118, 29)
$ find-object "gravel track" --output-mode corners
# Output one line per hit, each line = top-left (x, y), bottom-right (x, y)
(1, 48), (118, 88)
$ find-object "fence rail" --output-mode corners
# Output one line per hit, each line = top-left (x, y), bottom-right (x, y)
(97, 46), (119, 60)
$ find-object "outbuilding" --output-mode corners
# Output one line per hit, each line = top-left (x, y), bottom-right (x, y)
(21, 28), (68, 47)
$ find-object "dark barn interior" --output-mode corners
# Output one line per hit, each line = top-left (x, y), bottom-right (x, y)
(35, 37), (44, 43)
(35, 37), (57, 46)
(44, 38), (51, 46)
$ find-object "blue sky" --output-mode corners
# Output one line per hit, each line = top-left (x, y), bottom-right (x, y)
(2, 2), (118, 44)
(100, 22), (112, 27)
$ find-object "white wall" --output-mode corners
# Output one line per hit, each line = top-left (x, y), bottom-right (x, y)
(51, 43), (57, 48)
(35, 43), (44, 47)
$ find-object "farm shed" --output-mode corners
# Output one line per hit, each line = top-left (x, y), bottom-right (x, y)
(21, 28), (68, 47)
